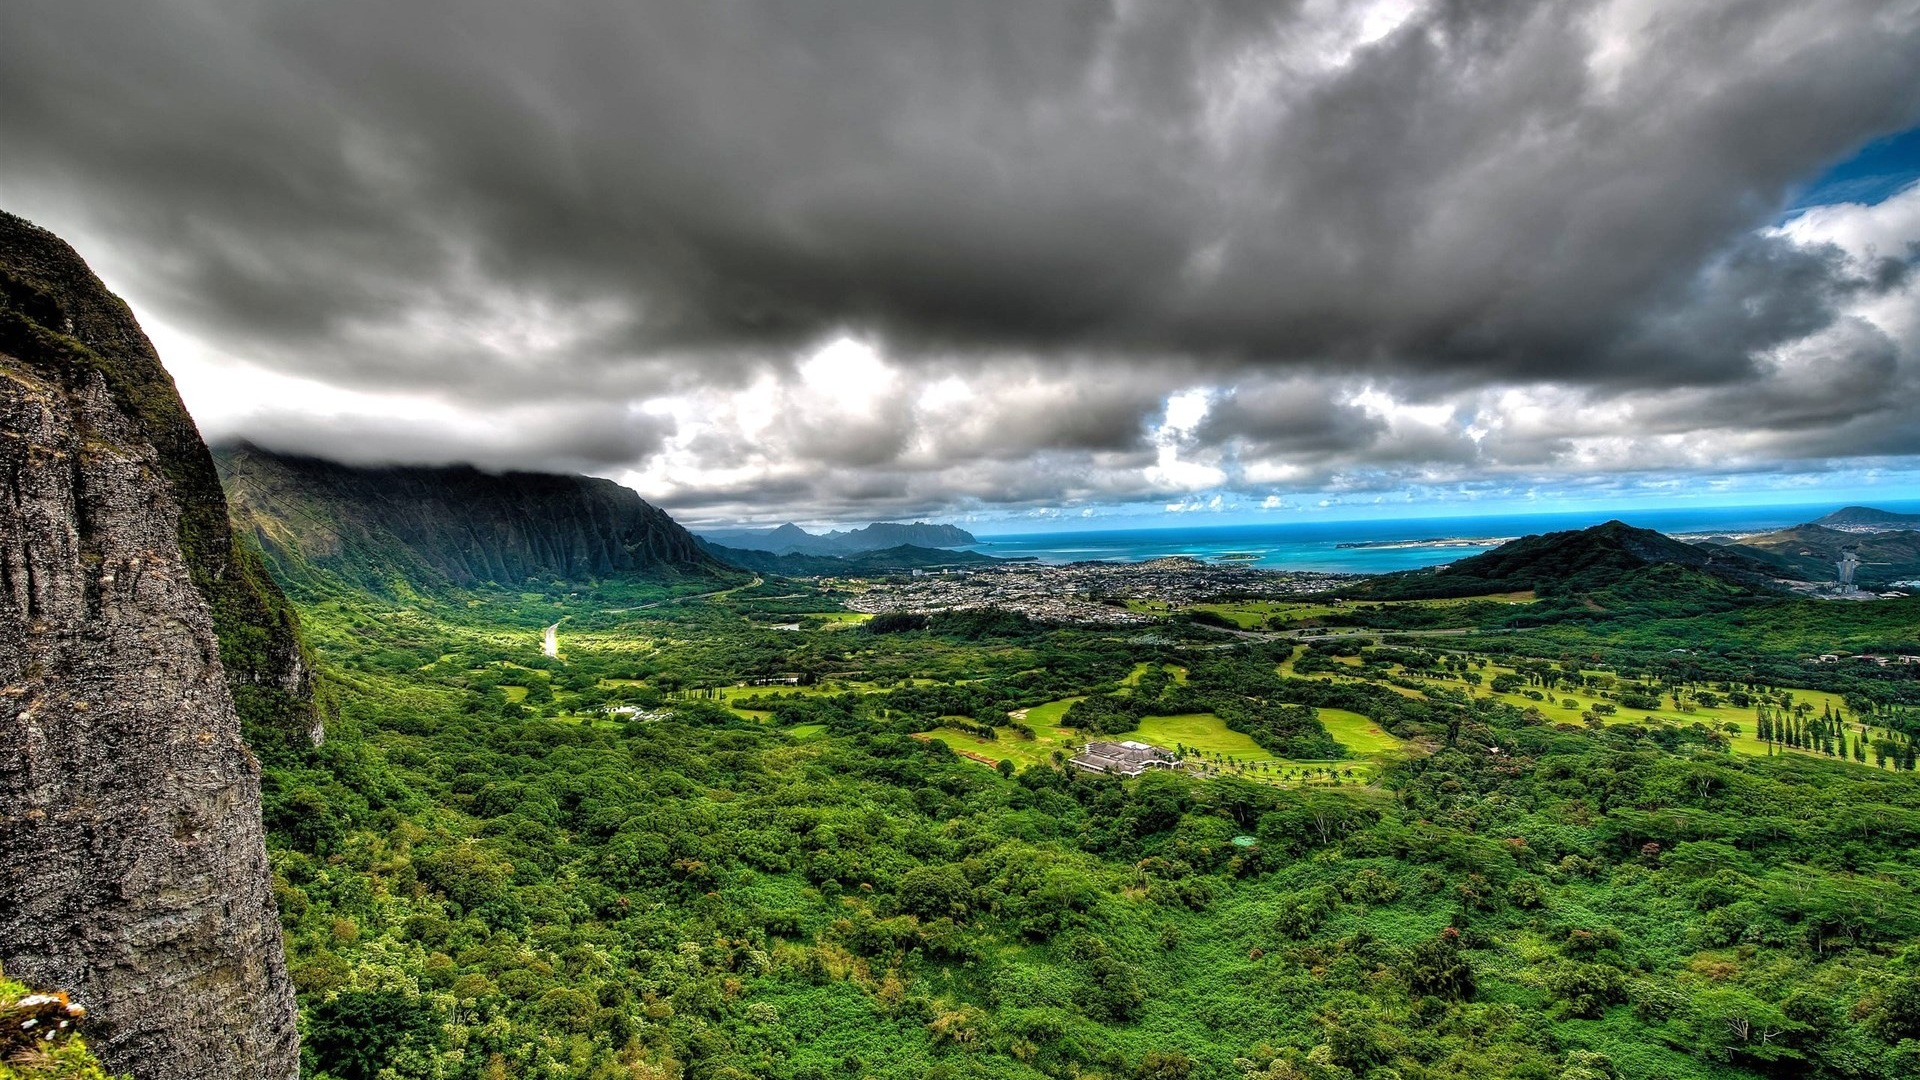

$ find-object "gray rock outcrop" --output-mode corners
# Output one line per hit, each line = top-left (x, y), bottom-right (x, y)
(0, 211), (301, 1079)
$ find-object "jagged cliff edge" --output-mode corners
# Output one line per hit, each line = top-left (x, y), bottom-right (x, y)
(0, 210), (305, 1080)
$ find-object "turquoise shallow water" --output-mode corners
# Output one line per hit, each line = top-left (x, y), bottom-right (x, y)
(963, 502), (1920, 575)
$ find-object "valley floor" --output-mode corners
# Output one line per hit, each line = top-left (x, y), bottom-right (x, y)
(259, 564), (1920, 1080)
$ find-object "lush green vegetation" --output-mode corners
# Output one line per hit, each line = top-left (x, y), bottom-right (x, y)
(246, 555), (1920, 1080)
(0, 974), (122, 1080)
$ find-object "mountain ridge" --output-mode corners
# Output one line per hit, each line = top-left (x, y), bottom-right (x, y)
(215, 442), (736, 594)
(700, 520), (977, 556)
(697, 537), (1004, 576)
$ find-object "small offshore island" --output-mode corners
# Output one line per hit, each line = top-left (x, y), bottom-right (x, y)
(1334, 536), (1515, 551)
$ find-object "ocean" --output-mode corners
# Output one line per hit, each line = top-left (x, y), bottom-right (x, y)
(962, 501), (1920, 575)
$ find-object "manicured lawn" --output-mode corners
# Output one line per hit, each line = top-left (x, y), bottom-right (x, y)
(1015, 697), (1085, 727)
(1133, 713), (1284, 764)
(1130, 712), (1381, 787)
(917, 723), (1082, 770)
(802, 612), (872, 628)
(1318, 708), (1404, 753)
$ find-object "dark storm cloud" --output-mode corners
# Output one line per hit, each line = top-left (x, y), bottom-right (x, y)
(218, 400), (676, 475)
(1200, 381), (1387, 458)
(2, 0), (1918, 517)
(6, 0), (1918, 378)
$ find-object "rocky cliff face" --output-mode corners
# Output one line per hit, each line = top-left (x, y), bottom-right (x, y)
(217, 442), (734, 593)
(0, 211), (301, 1079)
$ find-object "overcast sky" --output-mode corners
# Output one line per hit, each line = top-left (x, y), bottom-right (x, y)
(4, 0), (1919, 530)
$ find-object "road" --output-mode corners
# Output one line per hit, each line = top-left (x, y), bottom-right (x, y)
(604, 576), (765, 614)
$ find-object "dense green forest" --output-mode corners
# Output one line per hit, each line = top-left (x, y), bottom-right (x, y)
(252, 562), (1920, 1080)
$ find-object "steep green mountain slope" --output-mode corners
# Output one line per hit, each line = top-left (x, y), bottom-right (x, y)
(216, 443), (737, 594)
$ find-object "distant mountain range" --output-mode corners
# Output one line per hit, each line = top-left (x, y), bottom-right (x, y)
(216, 443), (733, 592)
(697, 539), (1003, 576)
(699, 520), (977, 557)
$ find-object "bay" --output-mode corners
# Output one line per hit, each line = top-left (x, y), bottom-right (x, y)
(963, 501), (1920, 574)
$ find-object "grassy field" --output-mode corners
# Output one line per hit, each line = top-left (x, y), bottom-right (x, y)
(1401, 665), (1889, 769)
(1015, 696), (1085, 727)
(1318, 707), (1405, 754)
(1132, 713), (1283, 764)
(921, 696), (1394, 787)
(1275, 643), (1894, 773)
(916, 722), (1082, 770)
(714, 678), (939, 713)
(801, 612), (872, 629)
(1122, 662), (1189, 686)
(1130, 712), (1385, 785)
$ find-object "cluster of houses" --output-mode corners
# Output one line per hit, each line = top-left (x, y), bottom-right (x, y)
(1068, 740), (1182, 777)
(1807, 654), (1920, 666)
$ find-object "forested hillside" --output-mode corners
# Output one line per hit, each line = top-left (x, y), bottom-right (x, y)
(244, 538), (1920, 1080)
(1358, 522), (1794, 602)
(216, 443), (736, 594)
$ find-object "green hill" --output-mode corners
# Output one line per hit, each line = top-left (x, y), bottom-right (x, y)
(1357, 520), (1790, 609)
(1813, 505), (1920, 528)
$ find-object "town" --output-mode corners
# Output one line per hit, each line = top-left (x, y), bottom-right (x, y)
(841, 557), (1356, 624)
